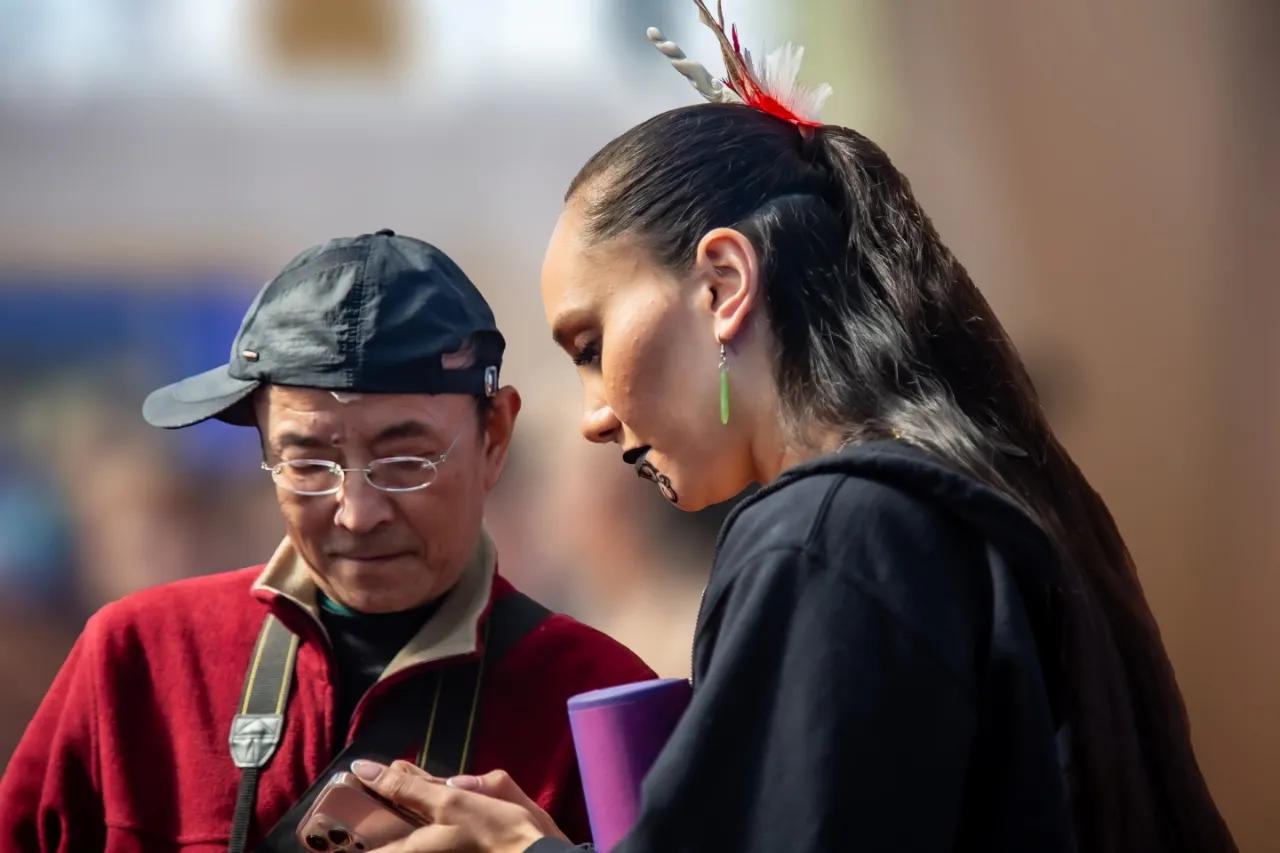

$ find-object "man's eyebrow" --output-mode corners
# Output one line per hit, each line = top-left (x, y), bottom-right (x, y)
(273, 431), (328, 452)
(372, 420), (444, 445)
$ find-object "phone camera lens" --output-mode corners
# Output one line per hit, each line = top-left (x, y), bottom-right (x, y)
(304, 834), (330, 851)
(327, 828), (351, 846)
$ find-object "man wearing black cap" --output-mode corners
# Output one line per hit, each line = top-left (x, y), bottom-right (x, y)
(0, 231), (655, 852)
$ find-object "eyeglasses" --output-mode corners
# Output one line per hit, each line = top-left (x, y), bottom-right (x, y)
(261, 432), (462, 496)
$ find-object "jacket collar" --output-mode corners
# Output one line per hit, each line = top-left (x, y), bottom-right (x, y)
(251, 532), (497, 678)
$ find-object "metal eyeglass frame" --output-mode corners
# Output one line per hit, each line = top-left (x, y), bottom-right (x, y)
(260, 430), (462, 496)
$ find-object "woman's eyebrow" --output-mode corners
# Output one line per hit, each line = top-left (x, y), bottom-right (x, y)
(551, 308), (592, 351)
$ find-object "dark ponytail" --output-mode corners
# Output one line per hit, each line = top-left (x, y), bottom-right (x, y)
(568, 103), (1235, 853)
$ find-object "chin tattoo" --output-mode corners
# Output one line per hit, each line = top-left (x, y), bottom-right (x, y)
(636, 458), (680, 504)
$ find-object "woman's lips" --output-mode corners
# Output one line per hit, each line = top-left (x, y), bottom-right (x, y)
(627, 447), (678, 502)
(624, 446), (656, 482)
(628, 448), (659, 484)
(622, 445), (650, 466)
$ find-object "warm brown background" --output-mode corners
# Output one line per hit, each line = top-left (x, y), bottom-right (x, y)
(0, 1), (1274, 848)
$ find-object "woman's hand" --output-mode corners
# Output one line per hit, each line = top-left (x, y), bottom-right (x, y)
(350, 759), (571, 852)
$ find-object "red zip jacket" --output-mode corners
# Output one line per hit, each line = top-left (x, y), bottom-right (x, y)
(0, 534), (655, 851)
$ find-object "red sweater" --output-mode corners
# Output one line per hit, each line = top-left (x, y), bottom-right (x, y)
(0, 539), (654, 851)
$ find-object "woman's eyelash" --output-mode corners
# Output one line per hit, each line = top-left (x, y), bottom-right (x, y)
(572, 341), (601, 367)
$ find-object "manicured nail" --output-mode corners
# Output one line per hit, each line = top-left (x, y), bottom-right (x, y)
(351, 759), (385, 782)
(446, 774), (481, 791)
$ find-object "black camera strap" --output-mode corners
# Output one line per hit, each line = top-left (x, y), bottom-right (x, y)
(227, 591), (550, 853)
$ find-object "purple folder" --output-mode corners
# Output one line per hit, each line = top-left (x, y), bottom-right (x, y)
(567, 678), (693, 852)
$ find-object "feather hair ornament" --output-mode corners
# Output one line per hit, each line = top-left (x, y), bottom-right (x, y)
(648, 0), (832, 128)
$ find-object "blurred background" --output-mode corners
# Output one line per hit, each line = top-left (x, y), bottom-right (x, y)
(0, 0), (1275, 847)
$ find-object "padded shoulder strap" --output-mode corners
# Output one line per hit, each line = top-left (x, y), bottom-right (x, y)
(245, 590), (552, 852)
(227, 615), (299, 853)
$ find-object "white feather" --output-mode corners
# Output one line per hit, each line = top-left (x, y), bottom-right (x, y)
(644, 25), (831, 121)
(760, 42), (832, 122)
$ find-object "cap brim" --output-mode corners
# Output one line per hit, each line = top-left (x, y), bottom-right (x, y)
(142, 364), (260, 429)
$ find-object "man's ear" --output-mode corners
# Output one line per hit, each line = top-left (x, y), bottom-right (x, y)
(693, 227), (761, 345)
(481, 386), (522, 491)
(252, 386), (273, 461)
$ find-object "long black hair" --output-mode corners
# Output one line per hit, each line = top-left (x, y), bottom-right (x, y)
(567, 103), (1234, 853)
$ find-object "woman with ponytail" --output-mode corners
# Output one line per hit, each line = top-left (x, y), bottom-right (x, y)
(356, 5), (1235, 851)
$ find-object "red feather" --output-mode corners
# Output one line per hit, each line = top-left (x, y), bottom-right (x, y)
(746, 91), (822, 129)
(693, 0), (822, 128)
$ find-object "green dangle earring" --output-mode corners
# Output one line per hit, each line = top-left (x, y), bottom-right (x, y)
(719, 342), (730, 425)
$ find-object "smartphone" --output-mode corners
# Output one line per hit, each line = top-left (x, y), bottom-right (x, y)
(295, 771), (424, 852)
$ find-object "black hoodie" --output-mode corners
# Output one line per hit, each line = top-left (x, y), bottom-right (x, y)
(532, 441), (1076, 853)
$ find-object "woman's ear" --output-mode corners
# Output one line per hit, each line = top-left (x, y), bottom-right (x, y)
(694, 227), (760, 345)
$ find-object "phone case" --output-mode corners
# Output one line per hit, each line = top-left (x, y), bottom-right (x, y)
(295, 771), (422, 852)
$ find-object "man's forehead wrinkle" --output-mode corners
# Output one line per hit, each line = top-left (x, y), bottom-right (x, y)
(268, 402), (336, 434)
(268, 402), (456, 452)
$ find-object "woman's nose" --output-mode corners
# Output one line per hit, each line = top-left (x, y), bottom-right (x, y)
(580, 402), (622, 444)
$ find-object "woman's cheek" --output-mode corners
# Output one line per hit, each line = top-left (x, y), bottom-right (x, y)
(602, 340), (651, 427)
(607, 300), (683, 408)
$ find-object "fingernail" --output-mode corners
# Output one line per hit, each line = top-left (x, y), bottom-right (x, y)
(351, 759), (385, 782)
(446, 774), (481, 791)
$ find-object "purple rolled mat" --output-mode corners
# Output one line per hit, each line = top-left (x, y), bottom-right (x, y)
(567, 678), (693, 852)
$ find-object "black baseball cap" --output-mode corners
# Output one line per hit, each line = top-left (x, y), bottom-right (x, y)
(142, 229), (505, 429)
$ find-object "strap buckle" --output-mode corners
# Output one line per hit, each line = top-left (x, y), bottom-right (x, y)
(229, 713), (285, 769)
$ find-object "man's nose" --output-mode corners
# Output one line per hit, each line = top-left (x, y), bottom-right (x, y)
(333, 472), (395, 533)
